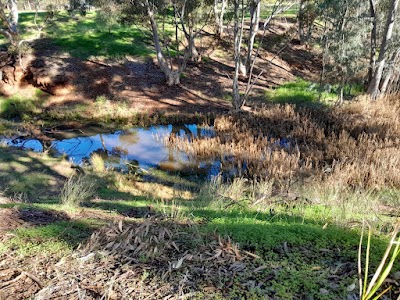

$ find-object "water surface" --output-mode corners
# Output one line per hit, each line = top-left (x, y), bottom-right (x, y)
(1, 124), (225, 178)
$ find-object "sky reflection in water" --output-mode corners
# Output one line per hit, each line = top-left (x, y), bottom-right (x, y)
(2, 124), (224, 178)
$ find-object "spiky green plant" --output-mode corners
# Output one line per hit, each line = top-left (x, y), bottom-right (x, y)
(358, 222), (400, 300)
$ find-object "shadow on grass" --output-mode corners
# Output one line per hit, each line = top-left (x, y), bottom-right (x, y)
(29, 12), (153, 59)
(0, 147), (70, 200)
(85, 200), (156, 218)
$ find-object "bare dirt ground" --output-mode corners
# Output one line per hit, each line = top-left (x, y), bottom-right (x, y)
(0, 19), (321, 116)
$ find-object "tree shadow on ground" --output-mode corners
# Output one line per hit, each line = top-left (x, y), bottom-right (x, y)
(24, 37), (230, 116)
(0, 147), (73, 200)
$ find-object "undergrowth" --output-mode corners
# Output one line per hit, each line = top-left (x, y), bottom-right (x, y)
(168, 96), (400, 192)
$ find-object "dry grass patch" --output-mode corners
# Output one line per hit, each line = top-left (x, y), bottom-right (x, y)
(167, 97), (400, 192)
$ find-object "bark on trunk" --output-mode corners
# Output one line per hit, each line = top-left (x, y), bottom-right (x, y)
(9, 0), (19, 33)
(298, 0), (306, 44)
(380, 49), (400, 95)
(367, 0), (377, 86)
(367, 0), (399, 99)
(0, 0), (19, 45)
(244, 0), (260, 76)
(214, 0), (227, 37)
(232, 0), (245, 110)
(147, 5), (182, 86)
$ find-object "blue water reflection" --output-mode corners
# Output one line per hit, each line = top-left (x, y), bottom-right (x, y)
(1, 124), (225, 178)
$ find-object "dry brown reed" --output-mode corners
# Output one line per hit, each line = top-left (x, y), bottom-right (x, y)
(166, 96), (400, 191)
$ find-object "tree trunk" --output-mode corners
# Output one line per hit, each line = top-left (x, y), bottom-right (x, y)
(367, 0), (399, 99)
(367, 0), (377, 86)
(188, 23), (200, 62)
(380, 49), (400, 95)
(298, 0), (306, 44)
(232, 0), (245, 110)
(9, 0), (19, 33)
(166, 70), (180, 86)
(0, 0), (19, 45)
(244, 0), (260, 76)
(214, 0), (227, 37)
(147, 5), (181, 86)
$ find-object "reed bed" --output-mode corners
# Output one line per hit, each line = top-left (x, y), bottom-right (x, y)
(166, 96), (400, 191)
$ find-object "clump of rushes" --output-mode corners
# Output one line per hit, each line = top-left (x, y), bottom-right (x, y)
(358, 222), (400, 300)
(61, 175), (96, 207)
(90, 153), (106, 173)
(166, 97), (400, 191)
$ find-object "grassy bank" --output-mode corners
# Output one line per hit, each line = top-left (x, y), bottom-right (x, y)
(0, 141), (399, 299)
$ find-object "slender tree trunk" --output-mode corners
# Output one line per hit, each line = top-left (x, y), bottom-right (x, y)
(214, 0), (227, 37)
(367, 0), (400, 99)
(9, 0), (19, 33)
(233, 0), (245, 110)
(188, 33), (200, 62)
(147, 5), (181, 86)
(298, 0), (306, 44)
(244, 0), (260, 76)
(367, 0), (377, 86)
(380, 49), (400, 95)
(0, 0), (19, 45)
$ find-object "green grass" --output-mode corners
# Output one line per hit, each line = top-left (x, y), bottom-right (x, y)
(0, 11), (153, 59)
(0, 219), (97, 256)
(265, 79), (365, 105)
(0, 143), (398, 299)
(0, 147), (73, 200)
(0, 94), (43, 120)
(265, 79), (337, 105)
(45, 12), (153, 59)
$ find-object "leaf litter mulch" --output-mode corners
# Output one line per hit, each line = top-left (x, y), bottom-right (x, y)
(2, 216), (264, 300)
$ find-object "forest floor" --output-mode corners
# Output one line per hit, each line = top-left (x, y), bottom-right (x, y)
(0, 13), (324, 129)
(0, 11), (399, 300)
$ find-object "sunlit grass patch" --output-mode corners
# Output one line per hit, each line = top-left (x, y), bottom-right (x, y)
(45, 11), (153, 59)
(265, 79), (337, 105)
(1, 220), (95, 257)
(0, 95), (42, 120)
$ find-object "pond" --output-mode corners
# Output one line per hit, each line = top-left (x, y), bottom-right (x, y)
(1, 124), (238, 179)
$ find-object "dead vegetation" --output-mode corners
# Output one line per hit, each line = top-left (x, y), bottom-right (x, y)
(167, 96), (400, 191)
(33, 218), (262, 300)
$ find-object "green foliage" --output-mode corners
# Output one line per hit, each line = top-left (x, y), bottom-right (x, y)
(359, 224), (400, 300)
(265, 79), (336, 105)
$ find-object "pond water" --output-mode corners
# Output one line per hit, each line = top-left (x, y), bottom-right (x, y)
(1, 124), (235, 179)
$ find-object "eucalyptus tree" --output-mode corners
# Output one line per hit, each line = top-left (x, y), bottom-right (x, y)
(174, 0), (213, 62)
(122, 0), (208, 85)
(367, 0), (400, 99)
(94, 0), (120, 33)
(318, 0), (370, 103)
(213, 0), (227, 37)
(297, 0), (319, 45)
(378, 19), (400, 95)
(232, 0), (295, 110)
(0, 0), (19, 45)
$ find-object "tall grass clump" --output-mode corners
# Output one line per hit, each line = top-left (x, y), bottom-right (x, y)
(90, 153), (106, 173)
(167, 96), (400, 193)
(61, 175), (96, 207)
